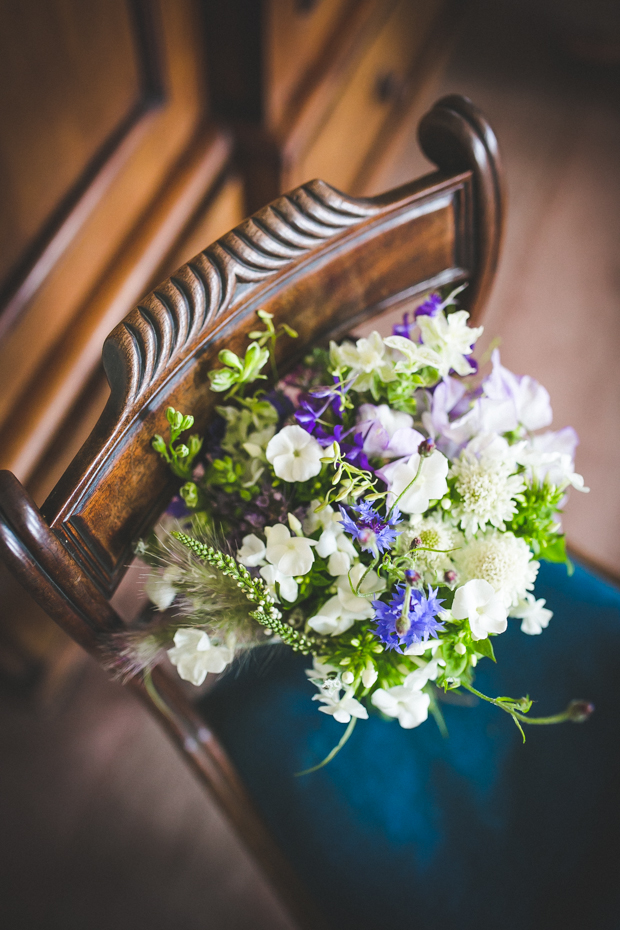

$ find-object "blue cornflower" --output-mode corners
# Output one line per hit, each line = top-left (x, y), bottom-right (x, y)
(339, 500), (402, 554)
(372, 585), (445, 653)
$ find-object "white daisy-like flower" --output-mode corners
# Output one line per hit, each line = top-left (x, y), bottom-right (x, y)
(266, 425), (323, 482)
(329, 331), (396, 391)
(451, 578), (508, 640)
(453, 529), (539, 609)
(379, 449), (449, 514)
(450, 434), (526, 536)
(371, 683), (431, 729)
(313, 686), (369, 724)
(398, 514), (462, 582)
(167, 628), (234, 686)
(264, 523), (316, 576)
(237, 533), (266, 567)
(510, 592), (553, 635)
(417, 309), (483, 378)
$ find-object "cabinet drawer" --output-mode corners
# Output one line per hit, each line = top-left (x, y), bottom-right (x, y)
(291, 0), (444, 192)
(266, 0), (350, 126)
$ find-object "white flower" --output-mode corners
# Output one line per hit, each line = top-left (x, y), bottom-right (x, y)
(361, 662), (378, 688)
(302, 501), (356, 576)
(329, 331), (396, 391)
(451, 579), (508, 640)
(313, 687), (369, 724)
(383, 335), (442, 374)
(417, 309), (483, 377)
(510, 593), (553, 635)
(516, 429), (588, 493)
(398, 514), (462, 582)
(237, 533), (266, 567)
(454, 529), (539, 609)
(379, 449), (449, 514)
(450, 434), (526, 536)
(266, 425), (323, 482)
(259, 564), (299, 603)
(167, 628), (233, 686)
(144, 565), (182, 611)
(371, 684), (431, 729)
(264, 523), (316, 576)
(356, 403), (424, 459)
(307, 564), (385, 636)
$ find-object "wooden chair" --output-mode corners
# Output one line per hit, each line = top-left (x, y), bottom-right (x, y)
(2, 95), (619, 930)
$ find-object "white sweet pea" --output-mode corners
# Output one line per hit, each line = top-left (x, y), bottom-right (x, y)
(379, 449), (449, 514)
(357, 403), (424, 459)
(383, 335), (442, 374)
(510, 593), (553, 635)
(167, 628), (233, 686)
(417, 309), (483, 377)
(237, 533), (266, 567)
(371, 684), (431, 729)
(266, 425), (323, 482)
(329, 331), (396, 391)
(452, 579), (508, 640)
(313, 686), (369, 724)
(259, 564), (299, 603)
(144, 565), (182, 611)
(264, 523), (316, 576)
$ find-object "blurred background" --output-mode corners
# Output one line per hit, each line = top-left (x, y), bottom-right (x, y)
(0, 0), (619, 927)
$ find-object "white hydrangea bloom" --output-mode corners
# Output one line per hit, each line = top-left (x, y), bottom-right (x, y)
(264, 523), (316, 576)
(417, 309), (483, 378)
(450, 433), (526, 536)
(329, 331), (396, 391)
(237, 533), (266, 567)
(167, 628), (234, 686)
(379, 449), (449, 514)
(266, 425), (323, 482)
(451, 579), (508, 640)
(454, 529), (539, 609)
(510, 592), (553, 635)
(371, 682), (431, 729)
(313, 686), (369, 724)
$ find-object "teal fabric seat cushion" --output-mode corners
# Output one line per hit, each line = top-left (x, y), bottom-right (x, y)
(199, 561), (620, 930)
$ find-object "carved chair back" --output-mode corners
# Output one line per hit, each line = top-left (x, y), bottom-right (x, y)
(0, 95), (503, 929)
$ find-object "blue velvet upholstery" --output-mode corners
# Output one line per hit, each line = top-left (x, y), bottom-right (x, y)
(200, 561), (620, 930)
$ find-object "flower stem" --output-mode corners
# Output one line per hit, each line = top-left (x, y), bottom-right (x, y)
(388, 459), (423, 518)
(295, 717), (358, 776)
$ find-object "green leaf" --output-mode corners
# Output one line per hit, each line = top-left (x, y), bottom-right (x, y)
(208, 369), (238, 392)
(475, 637), (496, 662)
(218, 349), (243, 371)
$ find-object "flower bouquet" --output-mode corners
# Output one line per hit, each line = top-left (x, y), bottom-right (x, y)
(111, 288), (592, 770)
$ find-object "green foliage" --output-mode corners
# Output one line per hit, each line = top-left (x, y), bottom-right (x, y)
(208, 342), (270, 394)
(507, 482), (571, 567)
(152, 407), (203, 479)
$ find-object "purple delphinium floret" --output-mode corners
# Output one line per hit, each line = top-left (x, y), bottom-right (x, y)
(372, 584), (445, 652)
(415, 293), (443, 318)
(339, 499), (402, 554)
(392, 311), (412, 338)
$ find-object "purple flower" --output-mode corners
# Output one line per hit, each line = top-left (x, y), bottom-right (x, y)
(339, 500), (402, 554)
(166, 495), (191, 518)
(414, 293), (443, 318)
(392, 312), (412, 338)
(372, 584), (445, 652)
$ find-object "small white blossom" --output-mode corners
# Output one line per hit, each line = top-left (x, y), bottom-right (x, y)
(307, 594), (359, 636)
(371, 684), (431, 729)
(454, 529), (539, 609)
(417, 309), (483, 377)
(237, 533), (266, 567)
(144, 565), (182, 611)
(510, 593), (553, 635)
(361, 662), (378, 688)
(379, 449), (449, 514)
(266, 425), (323, 482)
(313, 686), (369, 724)
(330, 331), (396, 391)
(303, 501), (356, 576)
(451, 579), (508, 640)
(264, 523), (316, 576)
(259, 564), (299, 603)
(167, 628), (234, 686)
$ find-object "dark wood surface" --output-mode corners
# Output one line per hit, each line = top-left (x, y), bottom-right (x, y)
(0, 95), (503, 928)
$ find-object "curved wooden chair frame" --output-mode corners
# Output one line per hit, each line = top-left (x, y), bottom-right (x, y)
(0, 95), (504, 928)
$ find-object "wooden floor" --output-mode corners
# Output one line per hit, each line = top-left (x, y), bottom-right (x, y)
(2, 2), (619, 928)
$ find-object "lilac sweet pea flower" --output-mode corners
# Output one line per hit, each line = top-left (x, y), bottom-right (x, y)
(357, 404), (424, 460)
